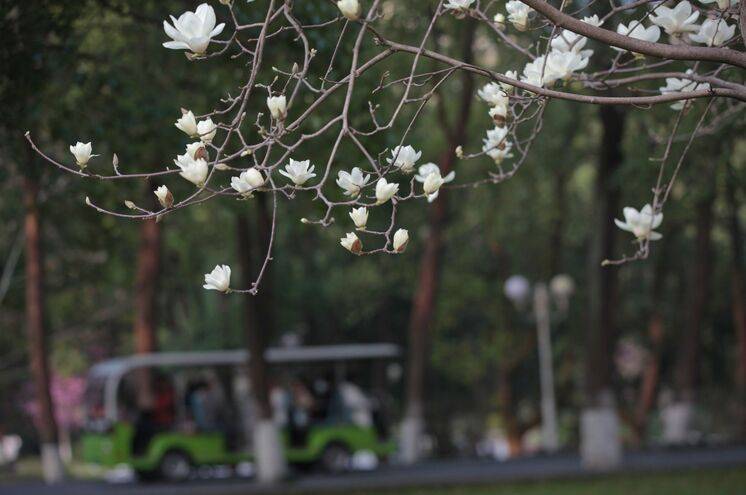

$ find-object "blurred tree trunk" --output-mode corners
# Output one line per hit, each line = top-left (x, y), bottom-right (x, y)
(674, 182), (715, 400)
(580, 105), (625, 469)
(133, 215), (161, 410)
(401, 20), (476, 464)
(23, 176), (65, 484)
(725, 163), (746, 436)
(633, 238), (672, 443)
(236, 194), (286, 482)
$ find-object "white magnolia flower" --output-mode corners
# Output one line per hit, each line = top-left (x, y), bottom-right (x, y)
(266, 95), (287, 121)
(521, 55), (550, 88)
(174, 153), (208, 186)
(650, 1), (700, 35)
(500, 70), (518, 93)
(375, 178), (399, 204)
(336, 167), (371, 197)
(482, 127), (514, 164)
(546, 50), (589, 81)
(614, 22), (661, 50)
(444, 0), (474, 11)
(689, 18), (736, 46)
(506, 1), (533, 31)
(163, 3), (225, 55)
(699, 0), (739, 9)
(203, 264), (231, 292)
(185, 141), (205, 159)
(279, 158), (316, 186)
(197, 118), (217, 144)
(415, 163), (455, 202)
(154, 185), (174, 209)
(340, 232), (362, 254)
(231, 168), (265, 195)
(477, 82), (509, 107)
(494, 13), (506, 29)
(386, 145), (422, 174)
(175, 110), (199, 137)
(349, 207), (369, 229)
(659, 70), (710, 110)
(393, 229), (409, 253)
(489, 104), (509, 126)
(69, 142), (96, 168)
(615, 204), (663, 241)
(337, 0), (361, 20)
(582, 14), (603, 27)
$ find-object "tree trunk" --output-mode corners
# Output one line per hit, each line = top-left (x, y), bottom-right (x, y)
(580, 105), (625, 470)
(662, 183), (714, 445)
(633, 239), (671, 443)
(133, 217), (161, 410)
(23, 176), (65, 484)
(236, 195), (286, 482)
(725, 163), (746, 436)
(401, 20), (476, 464)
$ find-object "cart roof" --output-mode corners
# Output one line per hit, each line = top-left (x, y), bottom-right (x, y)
(88, 343), (400, 379)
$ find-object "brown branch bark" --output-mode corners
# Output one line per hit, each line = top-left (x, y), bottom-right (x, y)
(520, 0), (746, 69)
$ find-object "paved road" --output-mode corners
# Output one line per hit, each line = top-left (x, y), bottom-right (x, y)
(3, 446), (746, 495)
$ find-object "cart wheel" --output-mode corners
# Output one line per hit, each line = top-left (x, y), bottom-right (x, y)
(320, 443), (351, 473)
(158, 450), (192, 482)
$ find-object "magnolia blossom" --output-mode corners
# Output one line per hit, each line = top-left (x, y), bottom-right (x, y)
(185, 141), (206, 160)
(550, 16), (601, 58)
(175, 110), (199, 137)
(337, 0), (362, 20)
(340, 232), (362, 254)
(69, 142), (95, 168)
(615, 22), (661, 50)
(444, 0), (474, 12)
(203, 264), (231, 292)
(349, 207), (369, 229)
(506, 1), (532, 31)
(482, 127), (514, 164)
(477, 82), (509, 107)
(154, 185), (173, 209)
(521, 55), (549, 88)
(615, 204), (663, 241)
(375, 178), (399, 204)
(197, 118), (217, 144)
(393, 229), (409, 253)
(489, 104), (509, 126)
(266, 95), (287, 121)
(494, 13), (506, 30)
(336, 167), (370, 197)
(163, 3), (225, 55)
(231, 168), (265, 195)
(500, 70), (518, 93)
(699, 0), (739, 9)
(546, 50), (589, 81)
(650, 1), (700, 36)
(387, 145), (421, 174)
(174, 153), (208, 186)
(689, 18), (736, 46)
(659, 70), (711, 110)
(415, 163), (455, 202)
(279, 159), (316, 186)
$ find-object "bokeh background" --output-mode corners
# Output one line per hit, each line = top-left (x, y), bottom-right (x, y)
(1, 0), (745, 490)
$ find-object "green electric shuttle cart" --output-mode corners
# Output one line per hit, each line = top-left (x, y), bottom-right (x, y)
(80, 343), (399, 481)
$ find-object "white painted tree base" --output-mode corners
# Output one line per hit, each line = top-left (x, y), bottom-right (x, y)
(41, 443), (65, 484)
(399, 414), (424, 465)
(253, 420), (287, 483)
(580, 406), (622, 470)
(661, 401), (695, 445)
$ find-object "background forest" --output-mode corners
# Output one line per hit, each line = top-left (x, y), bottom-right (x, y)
(1, 0), (744, 467)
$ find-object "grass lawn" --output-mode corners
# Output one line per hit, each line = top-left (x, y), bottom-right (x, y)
(343, 468), (746, 495)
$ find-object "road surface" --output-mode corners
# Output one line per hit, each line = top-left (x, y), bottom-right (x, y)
(2, 445), (746, 495)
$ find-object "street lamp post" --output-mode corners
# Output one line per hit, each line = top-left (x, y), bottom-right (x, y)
(504, 274), (574, 453)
